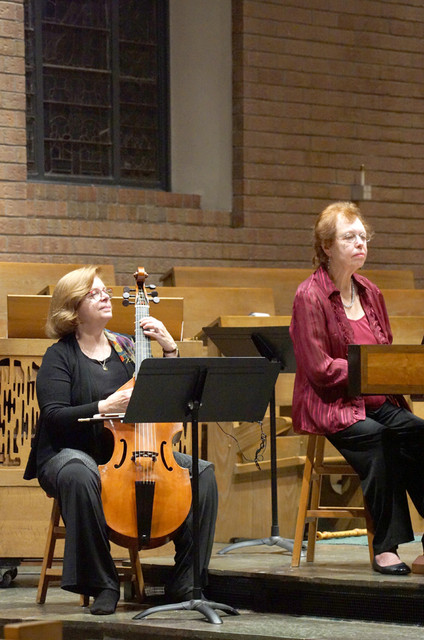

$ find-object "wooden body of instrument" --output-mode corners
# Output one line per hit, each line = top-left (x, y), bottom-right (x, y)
(98, 268), (192, 549)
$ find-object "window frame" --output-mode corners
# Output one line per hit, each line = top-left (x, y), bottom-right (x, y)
(24, 0), (170, 190)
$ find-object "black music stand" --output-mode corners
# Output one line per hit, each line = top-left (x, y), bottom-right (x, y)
(126, 357), (280, 625)
(202, 326), (298, 555)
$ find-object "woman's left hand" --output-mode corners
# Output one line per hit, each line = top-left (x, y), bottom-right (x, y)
(139, 317), (178, 354)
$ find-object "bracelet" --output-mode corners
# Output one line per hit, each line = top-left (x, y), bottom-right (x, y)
(162, 345), (178, 356)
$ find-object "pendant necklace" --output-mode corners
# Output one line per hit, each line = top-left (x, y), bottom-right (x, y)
(76, 335), (110, 370)
(342, 279), (356, 309)
(97, 358), (108, 371)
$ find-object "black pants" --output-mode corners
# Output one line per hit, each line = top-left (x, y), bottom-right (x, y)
(328, 401), (424, 555)
(39, 455), (218, 598)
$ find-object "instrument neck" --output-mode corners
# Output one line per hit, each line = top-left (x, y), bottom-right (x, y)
(134, 303), (152, 377)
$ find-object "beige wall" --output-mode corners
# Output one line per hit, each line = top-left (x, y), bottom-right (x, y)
(170, 0), (233, 211)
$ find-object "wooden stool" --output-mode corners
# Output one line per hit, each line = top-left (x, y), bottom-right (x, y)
(291, 434), (374, 567)
(37, 498), (144, 605)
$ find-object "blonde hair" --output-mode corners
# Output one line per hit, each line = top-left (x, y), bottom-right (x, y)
(312, 201), (373, 267)
(45, 265), (101, 339)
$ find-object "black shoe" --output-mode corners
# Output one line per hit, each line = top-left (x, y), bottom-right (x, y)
(90, 588), (120, 615)
(372, 557), (411, 575)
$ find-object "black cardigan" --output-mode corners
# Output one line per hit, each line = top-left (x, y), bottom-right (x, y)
(24, 333), (134, 480)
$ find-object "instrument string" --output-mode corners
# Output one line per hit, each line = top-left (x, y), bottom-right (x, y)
(135, 287), (154, 485)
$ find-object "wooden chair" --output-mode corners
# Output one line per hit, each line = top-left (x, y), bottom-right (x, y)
(291, 434), (374, 567)
(37, 498), (144, 605)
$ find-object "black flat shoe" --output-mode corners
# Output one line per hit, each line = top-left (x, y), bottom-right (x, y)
(372, 558), (411, 575)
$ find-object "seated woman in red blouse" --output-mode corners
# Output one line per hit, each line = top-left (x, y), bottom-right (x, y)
(290, 201), (424, 575)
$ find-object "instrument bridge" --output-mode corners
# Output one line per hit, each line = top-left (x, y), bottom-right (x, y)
(132, 450), (158, 462)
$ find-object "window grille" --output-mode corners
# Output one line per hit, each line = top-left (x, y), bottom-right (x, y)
(24, 0), (169, 189)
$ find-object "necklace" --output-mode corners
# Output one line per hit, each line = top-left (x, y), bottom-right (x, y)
(342, 279), (356, 309)
(76, 337), (110, 370)
(97, 358), (108, 371)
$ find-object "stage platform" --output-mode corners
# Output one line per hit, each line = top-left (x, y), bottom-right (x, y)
(1, 540), (424, 640)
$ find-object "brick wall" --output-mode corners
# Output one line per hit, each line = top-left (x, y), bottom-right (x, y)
(233, 0), (424, 286)
(0, 0), (423, 288)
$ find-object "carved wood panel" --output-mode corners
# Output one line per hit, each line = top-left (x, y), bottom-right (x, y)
(0, 356), (41, 468)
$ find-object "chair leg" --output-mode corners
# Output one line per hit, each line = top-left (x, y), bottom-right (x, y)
(128, 546), (145, 602)
(38, 500), (145, 606)
(36, 499), (61, 604)
(306, 436), (325, 562)
(291, 435), (317, 567)
(79, 594), (90, 607)
(306, 472), (321, 562)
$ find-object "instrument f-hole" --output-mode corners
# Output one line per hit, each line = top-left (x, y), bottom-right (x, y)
(160, 441), (173, 471)
(114, 438), (127, 469)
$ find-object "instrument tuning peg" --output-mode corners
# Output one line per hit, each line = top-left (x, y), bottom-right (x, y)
(122, 299), (134, 307)
(148, 290), (160, 303)
(146, 284), (156, 290)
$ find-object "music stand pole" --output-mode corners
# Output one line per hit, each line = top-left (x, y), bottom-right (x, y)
(128, 357), (280, 624)
(218, 390), (294, 554)
(215, 330), (299, 555)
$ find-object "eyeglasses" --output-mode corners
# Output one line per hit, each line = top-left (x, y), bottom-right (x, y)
(338, 232), (370, 244)
(86, 287), (113, 301)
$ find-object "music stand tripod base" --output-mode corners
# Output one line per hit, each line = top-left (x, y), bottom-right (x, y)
(133, 599), (239, 625)
(218, 535), (294, 555)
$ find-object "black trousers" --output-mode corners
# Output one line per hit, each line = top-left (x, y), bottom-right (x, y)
(39, 454), (218, 598)
(328, 401), (424, 555)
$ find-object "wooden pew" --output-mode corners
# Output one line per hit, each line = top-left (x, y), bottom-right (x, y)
(201, 315), (423, 344)
(380, 289), (424, 316)
(7, 292), (184, 341)
(7, 286), (275, 340)
(390, 316), (424, 344)
(0, 262), (115, 338)
(160, 267), (416, 315)
(155, 286), (275, 338)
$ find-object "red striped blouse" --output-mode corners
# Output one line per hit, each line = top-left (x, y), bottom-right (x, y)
(289, 265), (407, 435)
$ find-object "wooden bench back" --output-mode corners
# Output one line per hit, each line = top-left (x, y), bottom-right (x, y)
(160, 267), (416, 315)
(380, 289), (424, 317)
(0, 262), (115, 338)
(156, 286), (275, 338)
(7, 286), (275, 340)
(390, 316), (424, 344)
(7, 293), (184, 341)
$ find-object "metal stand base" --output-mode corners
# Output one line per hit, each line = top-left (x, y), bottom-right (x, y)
(133, 598), (239, 625)
(218, 534), (294, 555)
